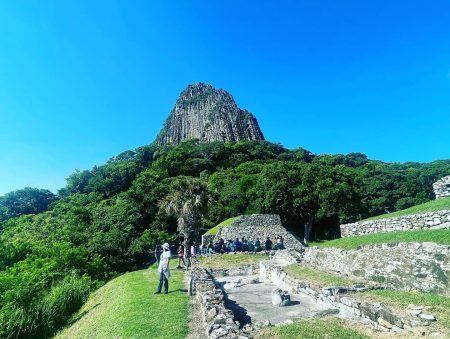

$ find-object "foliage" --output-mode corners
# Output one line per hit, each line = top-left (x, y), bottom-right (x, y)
(309, 229), (450, 249)
(0, 187), (56, 220)
(159, 177), (209, 267)
(0, 139), (449, 336)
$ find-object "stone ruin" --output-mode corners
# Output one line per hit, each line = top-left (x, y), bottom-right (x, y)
(205, 214), (303, 251)
(433, 175), (450, 199)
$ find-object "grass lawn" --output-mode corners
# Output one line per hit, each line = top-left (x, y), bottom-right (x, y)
(310, 229), (450, 250)
(361, 290), (450, 330)
(364, 197), (450, 221)
(255, 317), (369, 339)
(204, 216), (238, 235)
(199, 253), (267, 269)
(283, 264), (357, 286)
(56, 261), (189, 339)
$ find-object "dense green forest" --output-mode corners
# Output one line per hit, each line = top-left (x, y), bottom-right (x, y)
(1, 140), (449, 338)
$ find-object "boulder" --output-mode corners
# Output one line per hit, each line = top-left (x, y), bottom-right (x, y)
(271, 288), (291, 307)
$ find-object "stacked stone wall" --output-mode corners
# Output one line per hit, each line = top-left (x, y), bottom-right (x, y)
(302, 242), (450, 296)
(433, 175), (450, 199)
(190, 267), (246, 338)
(214, 214), (303, 251)
(260, 257), (424, 333)
(340, 210), (450, 237)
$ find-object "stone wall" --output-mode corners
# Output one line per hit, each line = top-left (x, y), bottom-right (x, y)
(260, 257), (432, 333)
(190, 267), (246, 339)
(214, 214), (303, 251)
(433, 175), (450, 199)
(340, 210), (450, 237)
(302, 242), (450, 296)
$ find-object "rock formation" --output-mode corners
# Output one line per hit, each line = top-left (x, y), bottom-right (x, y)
(156, 83), (265, 145)
(433, 175), (450, 199)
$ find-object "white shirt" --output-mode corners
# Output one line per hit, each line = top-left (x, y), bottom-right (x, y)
(158, 250), (171, 279)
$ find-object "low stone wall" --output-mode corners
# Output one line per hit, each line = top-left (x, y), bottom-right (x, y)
(302, 242), (450, 296)
(340, 210), (450, 237)
(190, 267), (246, 339)
(215, 214), (303, 251)
(260, 256), (433, 333)
(202, 234), (216, 247)
(433, 175), (450, 199)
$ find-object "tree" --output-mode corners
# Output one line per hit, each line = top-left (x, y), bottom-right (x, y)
(159, 177), (208, 268)
(293, 163), (361, 244)
(0, 187), (56, 218)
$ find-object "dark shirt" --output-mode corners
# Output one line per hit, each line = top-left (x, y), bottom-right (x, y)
(265, 239), (273, 250)
(234, 240), (242, 251)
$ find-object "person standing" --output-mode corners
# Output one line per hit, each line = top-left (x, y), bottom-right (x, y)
(177, 245), (185, 268)
(265, 236), (273, 250)
(155, 243), (171, 294)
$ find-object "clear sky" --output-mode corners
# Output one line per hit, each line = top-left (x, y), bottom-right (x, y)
(0, 1), (449, 195)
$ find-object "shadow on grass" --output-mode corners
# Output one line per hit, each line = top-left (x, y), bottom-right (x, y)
(65, 303), (100, 327)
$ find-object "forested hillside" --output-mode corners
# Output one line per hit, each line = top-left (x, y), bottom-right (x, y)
(1, 139), (449, 337)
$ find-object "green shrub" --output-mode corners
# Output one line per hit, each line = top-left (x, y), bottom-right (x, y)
(41, 274), (92, 335)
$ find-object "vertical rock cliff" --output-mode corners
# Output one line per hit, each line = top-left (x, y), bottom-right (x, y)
(156, 83), (265, 145)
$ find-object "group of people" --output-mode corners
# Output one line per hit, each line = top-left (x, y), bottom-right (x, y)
(154, 235), (286, 295)
(204, 235), (285, 256)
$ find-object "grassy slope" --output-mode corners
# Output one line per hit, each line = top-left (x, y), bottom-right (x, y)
(284, 264), (357, 286)
(255, 317), (369, 339)
(204, 217), (238, 235)
(199, 253), (267, 269)
(364, 197), (450, 221)
(56, 262), (188, 339)
(310, 229), (450, 249)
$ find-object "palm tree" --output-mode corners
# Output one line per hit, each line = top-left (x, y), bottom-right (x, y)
(159, 177), (208, 268)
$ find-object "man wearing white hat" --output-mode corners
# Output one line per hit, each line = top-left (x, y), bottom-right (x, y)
(155, 242), (172, 294)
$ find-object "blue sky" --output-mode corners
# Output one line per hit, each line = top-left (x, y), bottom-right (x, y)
(0, 1), (449, 195)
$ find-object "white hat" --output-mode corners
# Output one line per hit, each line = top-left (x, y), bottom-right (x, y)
(162, 243), (170, 250)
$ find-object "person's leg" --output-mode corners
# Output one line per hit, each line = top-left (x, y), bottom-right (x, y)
(155, 272), (163, 293)
(163, 275), (169, 294)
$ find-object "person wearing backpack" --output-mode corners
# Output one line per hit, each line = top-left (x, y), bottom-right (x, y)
(155, 243), (171, 294)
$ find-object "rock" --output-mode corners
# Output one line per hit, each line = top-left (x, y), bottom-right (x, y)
(271, 288), (291, 306)
(419, 314), (436, 321)
(213, 314), (227, 324)
(156, 83), (265, 146)
(378, 317), (393, 329)
(410, 309), (422, 316)
(207, 307), (217, 321)
(391, 325), (402, 333)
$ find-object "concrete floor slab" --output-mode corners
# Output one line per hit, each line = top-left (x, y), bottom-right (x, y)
(216, 275), (333, 325)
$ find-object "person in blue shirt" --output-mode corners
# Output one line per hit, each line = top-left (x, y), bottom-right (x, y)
(233, 238), (242, 252)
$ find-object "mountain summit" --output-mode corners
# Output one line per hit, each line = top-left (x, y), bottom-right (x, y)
(156, 83), (265, 145)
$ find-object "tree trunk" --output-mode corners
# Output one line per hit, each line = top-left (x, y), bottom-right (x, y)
(184, 233), (192, 270)
(303, 214), (314, 246)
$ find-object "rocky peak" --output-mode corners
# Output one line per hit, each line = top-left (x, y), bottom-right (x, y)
(156, 83), (265, 145)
